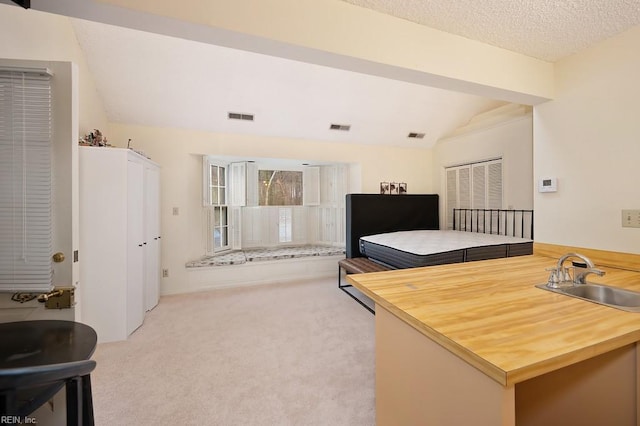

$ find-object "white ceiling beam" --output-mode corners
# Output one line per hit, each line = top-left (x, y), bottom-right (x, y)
(31, 0), (553, 105)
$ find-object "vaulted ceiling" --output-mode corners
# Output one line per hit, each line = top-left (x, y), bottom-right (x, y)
(10, 1), (640, 148)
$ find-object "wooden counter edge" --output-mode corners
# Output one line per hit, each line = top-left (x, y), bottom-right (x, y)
(346, 272), (510, 385)
(505, 330), (640, 386)
(345, 247), (640, 387)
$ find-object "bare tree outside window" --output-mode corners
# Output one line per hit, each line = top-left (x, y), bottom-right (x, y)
(259, 170), (303, 206)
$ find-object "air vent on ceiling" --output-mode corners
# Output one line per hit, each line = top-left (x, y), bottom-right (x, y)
(329, 123), (351, 131)
(408, 132), (425, 139)
(228, 112), (254, 121)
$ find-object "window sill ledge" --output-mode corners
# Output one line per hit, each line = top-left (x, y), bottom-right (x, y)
(186, 245), (345, 268)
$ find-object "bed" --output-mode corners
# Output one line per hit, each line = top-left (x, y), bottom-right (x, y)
(359, 229), (533, 269)
(342, 194), (533, 311)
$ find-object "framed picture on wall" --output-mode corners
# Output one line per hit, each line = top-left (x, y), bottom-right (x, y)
(380, 182), (390, 194)
(399, 183), (407, 194)
(390, 182), (399, 195)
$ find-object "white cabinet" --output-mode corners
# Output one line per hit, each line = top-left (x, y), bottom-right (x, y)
(144, 164), (161, 311)
(79, 147), (161, 342)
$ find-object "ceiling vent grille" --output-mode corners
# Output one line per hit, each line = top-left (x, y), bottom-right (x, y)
(329, 123), (350, 131)
(228, 112), (254, 121)
(408, 132), (425, 139)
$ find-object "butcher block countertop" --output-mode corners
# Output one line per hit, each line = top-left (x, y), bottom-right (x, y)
(346, 253), (640, 387)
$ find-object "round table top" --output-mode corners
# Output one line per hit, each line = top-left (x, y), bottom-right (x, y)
(0, 320), (97, 368)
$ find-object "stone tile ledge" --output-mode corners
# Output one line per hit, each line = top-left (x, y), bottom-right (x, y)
(186, 245), (345, 268)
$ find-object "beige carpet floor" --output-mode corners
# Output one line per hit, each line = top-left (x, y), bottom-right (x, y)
(91, 278), (375, 425)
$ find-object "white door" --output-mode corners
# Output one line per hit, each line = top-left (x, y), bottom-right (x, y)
(144, 165), (160, 311)
(127, 160), (145, 335)
(0, 60), (78, 321)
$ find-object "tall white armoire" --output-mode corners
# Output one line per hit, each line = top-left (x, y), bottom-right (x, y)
(79, 146), (161, 342)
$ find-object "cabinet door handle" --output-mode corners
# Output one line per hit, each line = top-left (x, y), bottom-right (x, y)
(138, 244), (143, 247)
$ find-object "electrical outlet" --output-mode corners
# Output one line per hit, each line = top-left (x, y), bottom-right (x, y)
(162, 269), (169, 278)
(622, 209), (640, 228)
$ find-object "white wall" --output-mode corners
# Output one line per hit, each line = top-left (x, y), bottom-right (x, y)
(534, 26), (640, 254)
(0, 4), (108, 134)
(107, 123), (434, 294)
(0, 6), (108, 321)
(432, 106), (534, 228)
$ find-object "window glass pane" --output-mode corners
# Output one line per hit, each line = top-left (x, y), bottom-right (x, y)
(211, 165), (218, 186)
(220, 207), (228, 226)
(220, 227), (228, 247)
(219, 167), (226, 186)
(214, 207), (221, 226)
(214, 228), (221, 248)
(258, 170), (303, 206)
(211, 188), (218, 205)
(219, 189), (225, 205)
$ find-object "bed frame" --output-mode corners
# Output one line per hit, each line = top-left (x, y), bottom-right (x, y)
(453, 208), (534, 239)
(342, 194), (534, 313)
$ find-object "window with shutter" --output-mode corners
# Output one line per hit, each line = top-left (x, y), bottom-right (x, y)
(203, 157), (348, 251)
(445, 158), (503, 230)
(203, 158), (230, 254)
(0, 68), (53, 292)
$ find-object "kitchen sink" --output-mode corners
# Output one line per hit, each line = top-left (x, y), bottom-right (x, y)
(537, 283), (640, 312)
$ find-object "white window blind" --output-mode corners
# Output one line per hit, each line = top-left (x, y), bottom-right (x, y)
(0, 69), (53, 292)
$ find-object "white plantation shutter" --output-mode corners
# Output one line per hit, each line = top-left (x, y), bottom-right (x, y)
(445, 159), (503, 231)
(472, 164), (486, 209)
(303, 166), (320, 206)
(488, 161), (503, 208)
(231, 207), (242, 250)
(0, 69), (53, 292)
(278, 207), (292, 243)
(458, 167), (470, 209)
(445, 169), (457, 229)
(229, 162), (246, 207)
(245, 161), (258, 207)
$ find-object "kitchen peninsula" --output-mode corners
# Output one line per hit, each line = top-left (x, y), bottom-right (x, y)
(347, 244), (640, 426)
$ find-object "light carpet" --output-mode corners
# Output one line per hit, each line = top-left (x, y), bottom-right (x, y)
(91, 278), (375, 425)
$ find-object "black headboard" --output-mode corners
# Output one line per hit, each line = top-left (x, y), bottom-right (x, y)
(345, 194), (439, 258)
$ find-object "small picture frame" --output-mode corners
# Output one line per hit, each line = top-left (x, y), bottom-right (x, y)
(390, 182), (399, 195)
(380, 182), (390, 195)
(399, 183), (407, 195)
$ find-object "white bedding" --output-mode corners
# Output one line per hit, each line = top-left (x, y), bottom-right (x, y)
(360, 230), (532, 255)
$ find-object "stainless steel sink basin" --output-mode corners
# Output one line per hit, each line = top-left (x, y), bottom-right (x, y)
(536, 283), (640, 312)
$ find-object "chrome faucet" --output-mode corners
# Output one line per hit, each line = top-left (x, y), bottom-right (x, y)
(573, 264), (605, 284)
(556, 252), (595, 270)
(546, 252), (605, 288)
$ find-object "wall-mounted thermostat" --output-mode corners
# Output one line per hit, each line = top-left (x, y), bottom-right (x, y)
(538, 177), (557, 193)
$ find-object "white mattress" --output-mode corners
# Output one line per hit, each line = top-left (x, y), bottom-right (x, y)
(360, 230), (532, 255)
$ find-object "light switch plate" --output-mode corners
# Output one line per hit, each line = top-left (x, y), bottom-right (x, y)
(622, 209), (640, 228)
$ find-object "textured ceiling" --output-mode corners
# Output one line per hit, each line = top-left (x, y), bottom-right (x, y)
(341, 0), (640, 62)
